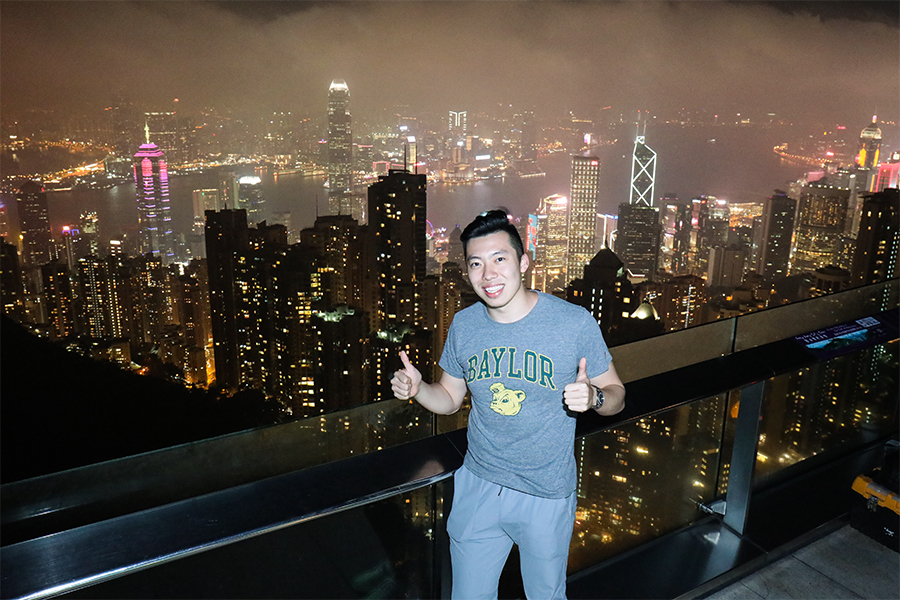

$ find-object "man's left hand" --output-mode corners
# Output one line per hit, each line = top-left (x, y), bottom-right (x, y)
(564, 357), (595, 412)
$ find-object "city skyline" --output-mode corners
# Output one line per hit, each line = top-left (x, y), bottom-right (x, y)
(1, 1), (898, 131)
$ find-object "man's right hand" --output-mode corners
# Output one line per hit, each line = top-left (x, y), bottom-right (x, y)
(391, 350), (422, 400)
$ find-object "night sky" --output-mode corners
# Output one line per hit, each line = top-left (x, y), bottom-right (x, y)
(1, 1), (898, 128)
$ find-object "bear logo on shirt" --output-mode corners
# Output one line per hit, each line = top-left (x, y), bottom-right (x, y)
(489, 382), (527, 416)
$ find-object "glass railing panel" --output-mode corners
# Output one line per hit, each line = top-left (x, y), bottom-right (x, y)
(753, 340), (899, 488)
(3, 397), (438, 533)
(609, 320), (735, 384)
(65, 484), (443, 599)
(568, 393), (728, 573)
(733, 280), (899, 353)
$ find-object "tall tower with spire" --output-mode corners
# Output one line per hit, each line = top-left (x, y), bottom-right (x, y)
(630, 124), (657, 207)
(616, 123), (660, 278)
(133, 126), (175, 263)
(327, 79), (353, 216)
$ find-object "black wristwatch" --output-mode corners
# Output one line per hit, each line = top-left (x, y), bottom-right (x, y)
(591, 385), (604, 411)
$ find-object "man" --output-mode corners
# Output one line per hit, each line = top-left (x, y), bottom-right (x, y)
(392, 210), (625, 599)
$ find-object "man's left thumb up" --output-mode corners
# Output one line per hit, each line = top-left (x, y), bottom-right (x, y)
(576, 357), (589, 382)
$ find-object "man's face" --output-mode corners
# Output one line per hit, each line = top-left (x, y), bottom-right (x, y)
(466, 231), (530, 312)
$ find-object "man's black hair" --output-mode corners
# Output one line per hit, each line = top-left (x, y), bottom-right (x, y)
(460, 209), (525, 261)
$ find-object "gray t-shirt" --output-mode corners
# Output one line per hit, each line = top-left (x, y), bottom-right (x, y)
(440, 292), (612, 498)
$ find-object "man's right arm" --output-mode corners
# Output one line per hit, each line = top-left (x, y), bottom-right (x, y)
(391, 351), (468, 415)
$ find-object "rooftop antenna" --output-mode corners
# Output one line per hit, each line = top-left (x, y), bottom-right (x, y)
(144, 122), (150, 144)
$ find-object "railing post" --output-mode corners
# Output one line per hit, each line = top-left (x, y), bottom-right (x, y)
(723, 380), (766, 535)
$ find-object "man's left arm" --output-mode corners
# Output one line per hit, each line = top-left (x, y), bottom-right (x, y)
(589, 361), (625, 416)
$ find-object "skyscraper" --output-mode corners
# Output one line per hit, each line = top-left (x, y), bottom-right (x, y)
(707, 244), (746, 289)
(659, 196), (681, 273)
(616, 203), (661, 278)
(851, 188), (899, 287)
(616, 131), (661, 279)
(856, 116), (882, 170)
(630, 131), (657, 207)
(238, 176), (266, 224)
(299, 214), (366, 308)
(791, 178), (849, 275)
(79, 212), (100, 257)
(133, 142), (175, 263)
(758, 190), (797, 281)
(327, 79), (353, 216)
(206, 209), (250, 390)
(448, 110), (467, 137)
(1, 240), (24, 320)
(873, 153), (900, 192)
(532, 194), (569, 292)
(16, 180), (53, 268)
(566, 248), (636, 338)
(41, 261), (75, 339)
(367, 169), (427, 329)
(567, 156), (600, 284)
(192, 189), (222, 235)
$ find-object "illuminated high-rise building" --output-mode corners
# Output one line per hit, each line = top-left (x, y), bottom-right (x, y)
(448, 110), (467, 136)
(1, 241), (24, 320)
(80, 212), (100, 257)
(312, 307), (370, 411)
(76, 256), (109, 338)
(0, 201), (10, 240)
(567, 156), (601, 283)
(566, 248), (636, 338)
(659, 196), (681, 273)
(642, 275), (706, 331)
(299, 214), (366, 308)
(405, 135), (418, 173)
(630, 130), (657, 207)
(707, 244), (746, 289)
(873, 153), (900, 192)
(533, 194), (569, 292)
(219, 171), (239, 210)
(133, 142), (175, 263)
(238, 176), (266, 224)
(16, 180), (53, 268)
(758, 191), (797, 281)
(59, 226), (85, 272)
(41, 261), (75, 339)
(206, 209), (250, 391)
(791, 178), (849, 275)
(672, 199), (702, 275)
(851, 188), (899, 287)
(327, 79), (353, 216)
(367, 169), (427, 329)
(192, 189), (222, 235)
(616, 203), (660, 279)
(856, 116), (882, 170)
(695, 196), (730, 275)
(205, 209), (296, 396)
